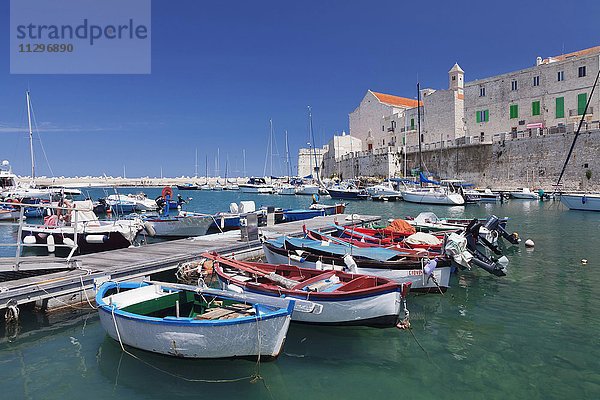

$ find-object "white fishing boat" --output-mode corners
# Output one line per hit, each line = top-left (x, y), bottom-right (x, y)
(96, 281), (313, 359)
(559, 193), (600, 211)
(21, 200), (144, 255)
(509, 187), (539, 200)
(262, 237), (451, 293)
(0, 206), (21, 221)
(210, 254), (410, 327)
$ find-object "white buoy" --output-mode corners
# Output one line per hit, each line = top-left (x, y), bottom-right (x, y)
(581, 259), (588, 265)
(63, 237), (75, 247)
(525, 239), (535, 248)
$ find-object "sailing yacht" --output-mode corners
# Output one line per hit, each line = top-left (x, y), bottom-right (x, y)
(1, 92), (82, 200)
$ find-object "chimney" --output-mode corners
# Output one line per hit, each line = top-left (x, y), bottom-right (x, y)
(536, 56), (542, 66)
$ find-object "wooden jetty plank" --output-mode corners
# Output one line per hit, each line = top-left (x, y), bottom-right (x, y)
(0, 214), (380, 310)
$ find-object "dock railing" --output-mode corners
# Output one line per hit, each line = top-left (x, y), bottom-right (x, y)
(0, 201), (81, 271)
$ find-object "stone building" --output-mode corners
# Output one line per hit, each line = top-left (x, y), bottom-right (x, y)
(297, 146), (327, 178)
(348, 90), (420, 151)
(465, 46), (600, 142)
(349, 66), (466, 153)
(321, 133), (362, 178)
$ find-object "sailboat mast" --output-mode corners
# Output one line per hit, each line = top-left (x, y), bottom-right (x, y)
(417, 82), (422, 174)
(26, 91), (35, 180)
(270, 119), (274, 177)
(285, 130), (291, 178)
(243, 149), (246, 177)
(194, 148), (198, 178)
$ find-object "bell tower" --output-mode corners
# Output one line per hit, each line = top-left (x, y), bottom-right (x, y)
(448, 63), (464, 94)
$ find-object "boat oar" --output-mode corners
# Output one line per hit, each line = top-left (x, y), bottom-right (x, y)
(204, 252), (299, 289)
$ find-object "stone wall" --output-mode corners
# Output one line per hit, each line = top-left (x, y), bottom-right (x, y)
(404, 129), (600, 190)
(325, 129), (600, 190)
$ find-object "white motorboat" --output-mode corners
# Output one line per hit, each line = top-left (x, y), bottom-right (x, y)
(366, 181), (402, 201)
(560, 193), (600, 211)
(276, 183), (297, 195)
(239, 177), (274, 194)
(21, 200), (145, 255)
(106, 193), (158, 212)
(509, 187), (539, 200)
(470, 188), (501, 202)
(401, 187), (465, 205)
(295, 184), (320, 195)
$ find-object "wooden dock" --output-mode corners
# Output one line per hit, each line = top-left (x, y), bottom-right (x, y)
(0, 214), (379, 312)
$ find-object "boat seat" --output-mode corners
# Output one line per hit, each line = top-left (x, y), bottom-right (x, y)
(320, 283), (343, 292)
(195, 304), (254, 320)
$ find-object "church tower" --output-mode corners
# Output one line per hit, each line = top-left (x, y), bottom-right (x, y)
(448, 63), (464, 95)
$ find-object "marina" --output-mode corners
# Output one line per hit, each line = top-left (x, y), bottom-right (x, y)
(2, 1), (600, 398)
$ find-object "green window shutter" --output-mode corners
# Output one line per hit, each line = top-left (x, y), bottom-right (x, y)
(484, 110), (489, 122)
(532, 101), (540, 116)
(578, 93), (587, 115)
(410, 118), (415, 129)
(509, 104), (519, 119)
(556, 97), (564, 118)
(476, 111), (481, 123)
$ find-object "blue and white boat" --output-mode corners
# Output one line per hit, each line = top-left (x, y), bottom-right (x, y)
(327, 181), (369, 200)
(262, 237), (452, 293)
(560, 193), (600, 211)
(96, 281), (314, 359)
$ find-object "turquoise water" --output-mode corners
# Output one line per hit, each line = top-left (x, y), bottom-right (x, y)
(1, 189), (599, 399)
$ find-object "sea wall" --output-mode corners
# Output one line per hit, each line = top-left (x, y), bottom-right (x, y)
(325, 129), (600, 191)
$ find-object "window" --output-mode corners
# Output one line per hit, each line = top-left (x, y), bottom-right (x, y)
(509, 104), (519, 119)
(578, 66), (586, 78)
(556, 97), (564, 118)
(532, 101), (541, 116)
(476, 110), (489, 123)
(511, 80), (518, 91)
(382, 139), (385, 146)
(410, 118), (415, 130)
(391, 121), (396, 129)
(578, 93), (587, 115)
(452, 76), (456, 81)
(479, 86), (486, 97)
(533, 76), (540, 86)
(557, 71), (564, 81)
(382, 125), (385, 132)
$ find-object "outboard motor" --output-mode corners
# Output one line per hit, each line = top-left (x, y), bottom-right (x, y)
(484, 215), (520, 245)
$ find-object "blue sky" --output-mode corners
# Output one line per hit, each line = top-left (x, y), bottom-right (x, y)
(1, 0), (599, 178)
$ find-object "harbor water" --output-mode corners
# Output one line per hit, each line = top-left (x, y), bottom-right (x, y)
(1, 188), (599, 399)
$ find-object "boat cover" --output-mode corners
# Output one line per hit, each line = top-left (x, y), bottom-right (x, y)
(404, 232), (442, 246)
(387, 219), (416, 235)
(271, 237), (401, 262)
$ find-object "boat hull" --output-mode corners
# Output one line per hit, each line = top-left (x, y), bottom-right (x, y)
(327, 189), (369, 200)
(145, 216), (214, 237)
(401, 190), (465, 205)
(98, 304), (290, 359)
(221, 280), (402, 327)
(239, 185), (274, 194)
(560, 194), (600, 211)
(262, 243), (449, 293)
(295, 185), (320, 195)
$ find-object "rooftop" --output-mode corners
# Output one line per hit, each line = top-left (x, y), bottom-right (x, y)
(542, 45), (600, 64)
(371, 91), (422, 108)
